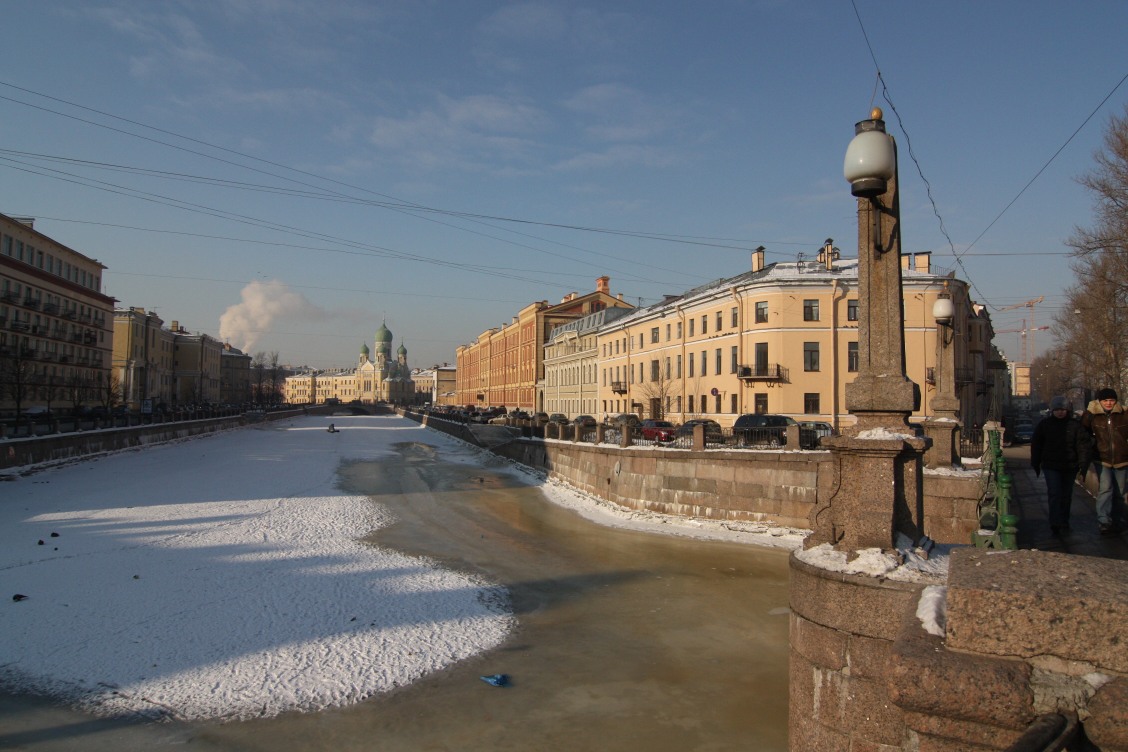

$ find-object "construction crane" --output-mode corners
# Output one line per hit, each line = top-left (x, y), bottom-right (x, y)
(997, 297), (1045, 362)
(995, 320), (1049, 364)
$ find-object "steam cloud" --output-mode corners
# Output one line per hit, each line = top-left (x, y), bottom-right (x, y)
(219, 280), (323, 353)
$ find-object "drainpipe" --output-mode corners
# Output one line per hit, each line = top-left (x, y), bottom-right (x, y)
(730, 287), (742, 415)
(831, 280), (841, 430)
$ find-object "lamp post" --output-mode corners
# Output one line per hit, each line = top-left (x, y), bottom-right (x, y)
(806, 108), (929, 554)
(923, 293), (962, 468)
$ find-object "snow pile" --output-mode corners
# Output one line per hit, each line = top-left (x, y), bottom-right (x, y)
(855, 427), (916, 440)
(0, 416), (514, 722)
(916, 585), (947, 637)
(794, 533), (953, 583)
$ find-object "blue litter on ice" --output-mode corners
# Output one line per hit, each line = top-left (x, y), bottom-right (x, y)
(480, 674), (509, 687)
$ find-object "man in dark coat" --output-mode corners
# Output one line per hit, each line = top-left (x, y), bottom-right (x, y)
(1031, 396), (1092, 535)
(1080, 387), (1128, 534)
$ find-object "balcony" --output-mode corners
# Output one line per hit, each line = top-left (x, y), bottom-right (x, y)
(11, 320), (29, 331)
(737, 364), (788, 382)
(42, 302), (59, 314)
(23, 298), (40, 309)
(611, 381), (627, 394)
(0, 291), (16, 303)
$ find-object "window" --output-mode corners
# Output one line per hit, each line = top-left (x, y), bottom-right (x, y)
(804, 342), (820, 372)
(715, 394), (722, 413)
(847, 299), (859, 322)
(730, 346), (738, 373)
(731, 307), (739, 327)
(848, 341), (859, 372)
(701, 315), (708, 334)
(804, 393), (821, 414)
(665, 357), (671, 379)
(803, 299), (820, 321)
(650, 359), (660, 382)
(688, 352), (694, 377)
(755, 393), (768, 413)
(676, 354), (682, 378)
(755, 301), (768, 323)
(701, 350), (707, 376)
(716, 311), (723, 331)
(651, 327), (660, 344)
(666, 323), (671, 341)
(731, 394), (738, 413)
(715, 348), (722, 375)
(688, 395), (695, 413)
(677, 321), (683, 338)
(689, 319), (695, 337)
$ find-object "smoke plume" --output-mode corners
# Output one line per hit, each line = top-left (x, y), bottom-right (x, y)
(219, 280), (323, 352)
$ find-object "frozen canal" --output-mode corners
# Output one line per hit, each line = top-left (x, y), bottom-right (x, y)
(0, 414), (793, 750)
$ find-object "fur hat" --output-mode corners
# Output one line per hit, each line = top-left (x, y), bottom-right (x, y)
(1050, 396), (1069, 411)
(1097, 388), (1118, 402)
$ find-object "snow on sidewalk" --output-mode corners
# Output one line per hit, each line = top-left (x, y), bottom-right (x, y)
(0, 415), (514, 722)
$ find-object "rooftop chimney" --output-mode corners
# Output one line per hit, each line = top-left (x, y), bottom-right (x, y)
(752, 246), (766, 273)
(596, 275), (610, 294)
(914, 252), (931, 274)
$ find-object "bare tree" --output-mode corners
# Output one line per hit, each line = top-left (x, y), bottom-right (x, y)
(0, 343), (38, 425)
(267, 351), (282, 405)
(251, 352), (268, 404)
(1062, 103), (1128, 396)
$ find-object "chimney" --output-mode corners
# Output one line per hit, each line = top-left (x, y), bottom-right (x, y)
(171, 320), (179, 332)
(900, 254), (911, 271)
(596, 275), (610, 294)
(914, 252), (931, 274)
(752, 246), (765, 272)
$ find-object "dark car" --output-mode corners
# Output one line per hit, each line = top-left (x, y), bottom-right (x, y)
(640, 419), (677, 442)
(572, 415), (597, 428)
(732, 414), (818, 449)
(611, 413), (642, 428)
(676, 419), (724, 444)
(1011, 422), (1035, 445)
(547, 413), (570, 424)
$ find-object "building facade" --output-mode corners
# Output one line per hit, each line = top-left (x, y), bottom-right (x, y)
(592, 247), (993, 429)
(170, 322), (224, 405)
(113, 307), (176, 410)
(542, 306), (631, 417)
(0, 214), (116, 413)
(220, 343), (253, 405)
(455, 276), (633, 410)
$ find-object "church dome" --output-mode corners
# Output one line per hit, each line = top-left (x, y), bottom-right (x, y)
(397, 343), (407, 356)
(360, 342), (370, 356)
(375, 321), (393, 344)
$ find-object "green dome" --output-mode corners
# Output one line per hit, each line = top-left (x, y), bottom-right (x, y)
(397, 343), (407, 356)
(360, 342), (370, 355)
(375, 321), (393, 343)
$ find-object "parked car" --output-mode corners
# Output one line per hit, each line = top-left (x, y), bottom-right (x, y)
(572, 415), (597, 428)
(509, 410), (530, 421)
(547, 413), (570, 424)
(531, 412), (550, 422)
(732, 414), (819, 449)
(640, 419), (677, 442)
(799, 421), (834, 443)
(21, 406), (53, 419)
(1011, 422), (1035, 445)
(610, 413), (642, 428)
(676, 419), (724, 444)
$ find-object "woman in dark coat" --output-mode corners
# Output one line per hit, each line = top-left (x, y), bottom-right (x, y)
(1031, 396), (1092, 535)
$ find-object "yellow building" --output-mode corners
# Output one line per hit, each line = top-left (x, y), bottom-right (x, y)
(169, 321), (224, 405)
(456, 276), (633, 410)
(113, 307), (176, 410)
(542, 306), (631, 417)
(595, 247), (993, 430)
(0, 214), (115, 413)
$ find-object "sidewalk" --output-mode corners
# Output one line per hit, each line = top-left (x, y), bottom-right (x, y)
(1005, 446), (1128, 560)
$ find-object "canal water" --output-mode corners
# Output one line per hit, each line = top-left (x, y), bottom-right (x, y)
(0, 441), (791, 751)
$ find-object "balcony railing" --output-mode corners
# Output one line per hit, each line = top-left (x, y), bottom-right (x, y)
(737, 364), (788, 381)
(611, 381), (627, 394)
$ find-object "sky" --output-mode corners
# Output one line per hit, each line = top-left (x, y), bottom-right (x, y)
(1, 2), (1126, 369)
(0, 412), (947, 723)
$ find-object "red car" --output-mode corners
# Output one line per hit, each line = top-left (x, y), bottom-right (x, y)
(640, 419), (677, 442)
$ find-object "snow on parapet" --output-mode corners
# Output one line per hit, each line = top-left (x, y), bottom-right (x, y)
(855, 427), (916, 440)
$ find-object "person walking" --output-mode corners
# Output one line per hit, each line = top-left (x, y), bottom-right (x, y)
(1031, 396), (1092, 535)
(1080, 387), (1128, 534)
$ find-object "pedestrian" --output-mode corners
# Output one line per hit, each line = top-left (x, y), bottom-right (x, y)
(1080, 387), (1128, 534)
(1030, 396), (1091, 536)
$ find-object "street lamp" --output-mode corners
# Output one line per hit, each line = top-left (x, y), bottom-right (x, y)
(844, 108), (897, 253)
(933, 295), (955, 345)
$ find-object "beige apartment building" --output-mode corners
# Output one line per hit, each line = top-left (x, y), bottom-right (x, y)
(455, 276), (633, 410)
(0, 214), (116, 413)
(595, 247), (994, 430)
(220, 343), (253, 405)
(170, 322), (224, 405)
(542, 306), (632, 417)
(113, 307), (176, 410)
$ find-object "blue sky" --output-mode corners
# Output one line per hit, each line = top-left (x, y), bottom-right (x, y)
(1, 1), (1125, 369)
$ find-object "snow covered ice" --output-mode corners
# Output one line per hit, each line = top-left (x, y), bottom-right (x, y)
(0, 415), (515, 722)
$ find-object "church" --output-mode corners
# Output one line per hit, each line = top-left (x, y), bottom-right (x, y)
(282, 320), (415, 405)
